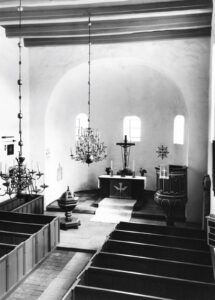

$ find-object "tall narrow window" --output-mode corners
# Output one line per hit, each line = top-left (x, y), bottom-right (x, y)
(76, 113), (88, 140)
(173, 115), (185, 145)
(123, 116), (141, 142)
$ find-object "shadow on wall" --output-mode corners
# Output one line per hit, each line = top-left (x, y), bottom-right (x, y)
(44, 57), (188, 206)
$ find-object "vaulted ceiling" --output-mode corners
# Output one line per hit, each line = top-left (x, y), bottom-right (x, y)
(0, 0), (212, 47)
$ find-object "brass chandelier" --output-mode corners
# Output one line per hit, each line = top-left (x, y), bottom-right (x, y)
(70, 17), (107, 165)
(0, 0), (48, 198)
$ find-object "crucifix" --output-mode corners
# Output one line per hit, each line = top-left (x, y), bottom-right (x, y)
(116, 135), (135, 173)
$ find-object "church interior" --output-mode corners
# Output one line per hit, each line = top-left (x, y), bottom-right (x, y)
(1, 0), (215, 299)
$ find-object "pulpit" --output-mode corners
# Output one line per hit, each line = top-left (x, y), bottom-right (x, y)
(154, 165), (187, 225)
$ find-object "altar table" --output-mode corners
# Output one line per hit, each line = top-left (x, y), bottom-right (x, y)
(98, 175), (146, 200)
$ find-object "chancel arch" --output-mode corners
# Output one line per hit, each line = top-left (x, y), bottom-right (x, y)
(44, 57), (190, 207)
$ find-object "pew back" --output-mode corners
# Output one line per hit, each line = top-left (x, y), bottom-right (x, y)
(81, 266), (215, 300)
(102, 239), (212, 265)
(92, 251), (214, 282)
(110, 229), (209, 251)
(0, 195), (44, 215)
(116, 222), (206, 239)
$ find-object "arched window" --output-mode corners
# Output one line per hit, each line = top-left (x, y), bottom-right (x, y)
(123, 116), (141, 142)
(173, 115), (185, 145)
(76, 113), (88, 139)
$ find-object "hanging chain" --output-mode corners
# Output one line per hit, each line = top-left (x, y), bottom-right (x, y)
(17, 0), (23, 158)
(88, 16), (91, 129)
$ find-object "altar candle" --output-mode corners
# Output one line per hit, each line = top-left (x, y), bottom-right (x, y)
(111, 160), (113, 170)
(132, 160), (135, 172)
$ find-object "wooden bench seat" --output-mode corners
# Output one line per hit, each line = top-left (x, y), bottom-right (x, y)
(80, 266), (215, 300)
(0, 210), (55, 225)
(0, 231), (30, 245)
(116, 222), (206, 240)
(74, 285), (173, 300)
(0, 244), (15, 257)
(110, 229), (209, 251)
(92, 251), (214, 282)
(102, 240), (212, 265)
(0, 220), (43, 234)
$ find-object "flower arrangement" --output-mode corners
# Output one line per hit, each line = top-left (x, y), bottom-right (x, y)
(139, 168), (147, 176)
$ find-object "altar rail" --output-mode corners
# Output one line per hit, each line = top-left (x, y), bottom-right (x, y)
(0, 211), (60, 299)
(0, 195), (44, 215)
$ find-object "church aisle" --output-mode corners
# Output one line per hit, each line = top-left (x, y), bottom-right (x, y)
(46, 211), (116, 251)
(6, 250), (76, 300)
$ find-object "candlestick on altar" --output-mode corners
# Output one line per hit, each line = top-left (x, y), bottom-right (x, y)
(132, 160), (135, 172)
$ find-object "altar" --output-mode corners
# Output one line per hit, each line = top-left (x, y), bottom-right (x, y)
(98, 175), (146, 200)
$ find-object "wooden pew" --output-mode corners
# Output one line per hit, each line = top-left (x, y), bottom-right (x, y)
(0, 195), (44, 215)
(0, 211), (60, 299)
(73, 285), (171, 300)
(0, 220), (48, 264)
(80, 266), (215, 300)
(0, 231), (30, 245)
(0, 220), (43, 234)
(92, 251), (214, 283)
(0, 244), (15, 257)
(0, 210), (54, 225)
(102, 240), (212, 265)
(0, 211), (60, 250)
(110, 229), (209, 251)
(0, 244), (16, 297)
(0, 198), (25, 212)
(12, 195), (44, 214)
(116, 222), (206, 240)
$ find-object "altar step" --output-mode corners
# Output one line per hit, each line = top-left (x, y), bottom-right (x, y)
(68, 221), (215, 300)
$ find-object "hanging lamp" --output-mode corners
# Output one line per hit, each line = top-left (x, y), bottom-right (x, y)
(70, 17), (107, 165)
(0, 0), (48, 197)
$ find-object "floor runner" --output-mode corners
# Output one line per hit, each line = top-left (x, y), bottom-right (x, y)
(91, 197), (136, 223)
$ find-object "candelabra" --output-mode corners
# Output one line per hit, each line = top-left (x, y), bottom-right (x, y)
(0, 0), (48, 198)
(71, 127), (107, 164)
(0, 160), (48, 198)
(70, 17), (107, 165)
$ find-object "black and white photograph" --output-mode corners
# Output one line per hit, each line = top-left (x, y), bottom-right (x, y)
(0, 0), (214, 299)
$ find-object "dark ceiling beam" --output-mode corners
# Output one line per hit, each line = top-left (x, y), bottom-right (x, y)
(24, 27), (211, 47)
(4, 12), (212, 38)
(0, 0), (212, 24)
(0, 0), (212, 47)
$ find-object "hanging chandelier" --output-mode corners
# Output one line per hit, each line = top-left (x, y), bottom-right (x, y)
(70, 17), (107, 165)
(0, 0), (48, 198)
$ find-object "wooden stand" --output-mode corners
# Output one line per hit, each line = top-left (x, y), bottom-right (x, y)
(57, 187), (81, 230)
